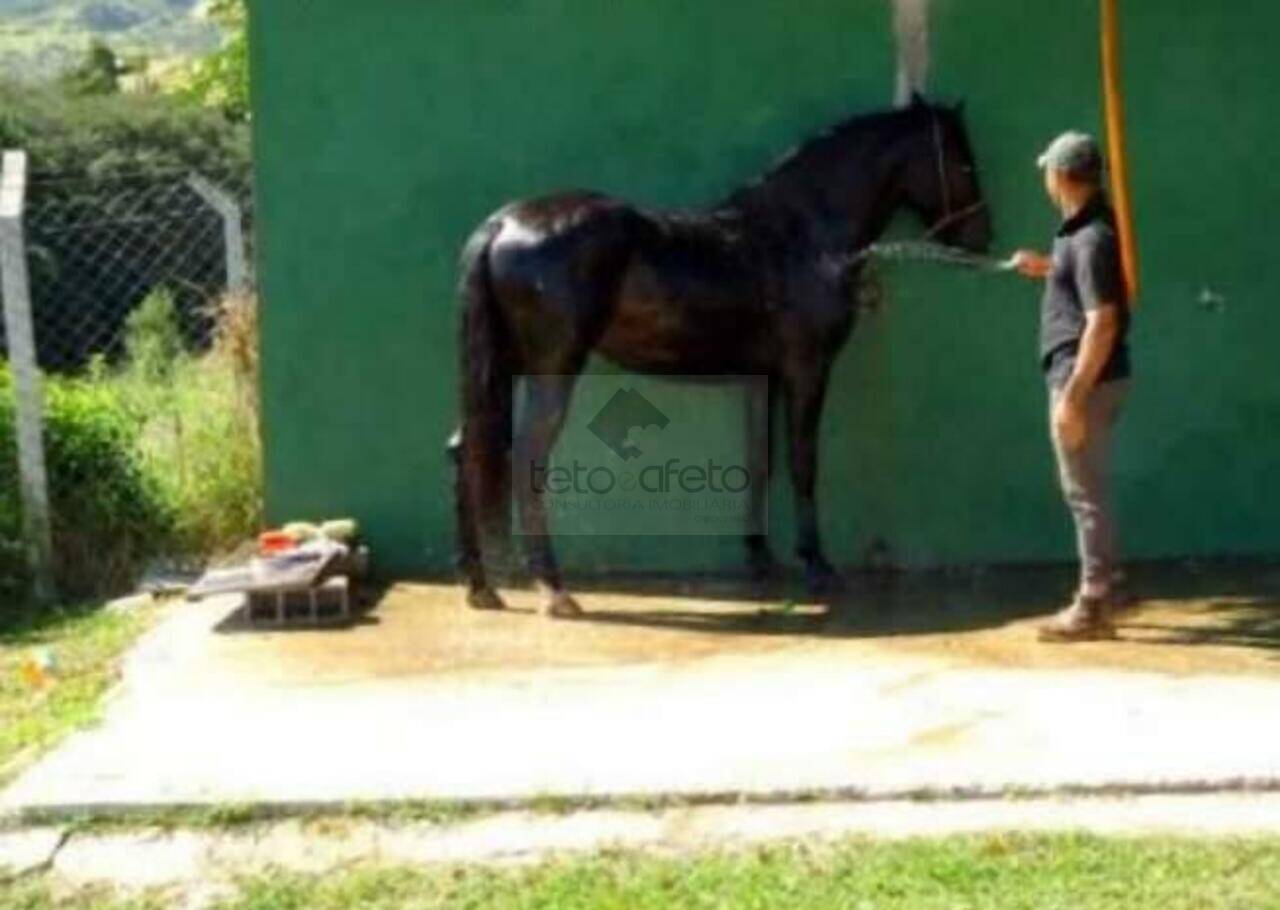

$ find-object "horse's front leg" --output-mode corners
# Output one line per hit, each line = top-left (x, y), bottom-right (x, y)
(513, 374), (583, 618)
(744, 376), (778, 585)
(783, 366), (842, 597)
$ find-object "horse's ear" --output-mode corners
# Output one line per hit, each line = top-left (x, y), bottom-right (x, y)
(910, 90), (928, 108)
(952, 98), (967, 115)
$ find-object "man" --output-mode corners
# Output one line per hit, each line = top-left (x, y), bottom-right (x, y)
(1012, 131), (1131, 642)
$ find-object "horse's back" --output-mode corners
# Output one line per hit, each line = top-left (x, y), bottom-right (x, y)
(484, 191), (640, 276)
(472, 192), (774, 375)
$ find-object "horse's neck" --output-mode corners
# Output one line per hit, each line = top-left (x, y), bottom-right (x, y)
(727, 122), (912, 256)
(853, 178), (908, 248)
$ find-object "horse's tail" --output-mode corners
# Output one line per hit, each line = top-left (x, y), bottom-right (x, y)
(454, 219), (514, 553)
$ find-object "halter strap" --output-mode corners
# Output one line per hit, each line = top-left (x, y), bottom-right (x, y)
(923, 111), (985, 241)
(932, 114), (953, 218)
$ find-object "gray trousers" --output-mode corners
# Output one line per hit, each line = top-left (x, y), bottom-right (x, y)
(1049, 380), (1128, 597)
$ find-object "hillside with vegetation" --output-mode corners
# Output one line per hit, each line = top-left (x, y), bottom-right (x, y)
(0, 0), (220, 79)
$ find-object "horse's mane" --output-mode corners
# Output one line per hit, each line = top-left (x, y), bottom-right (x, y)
(725, 104), (930, 208)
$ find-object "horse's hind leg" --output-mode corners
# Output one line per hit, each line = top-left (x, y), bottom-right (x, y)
(513, 373), (583, 618)
(744, 377), (779, 585)
(449, 429), (505, 610)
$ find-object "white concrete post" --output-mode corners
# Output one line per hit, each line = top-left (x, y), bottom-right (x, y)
(1, 150), (55, 603)
(188, 173), (249, 293)
(893, 0), (931, 105)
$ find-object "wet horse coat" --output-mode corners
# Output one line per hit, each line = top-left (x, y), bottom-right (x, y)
(452, 98), (992, 616)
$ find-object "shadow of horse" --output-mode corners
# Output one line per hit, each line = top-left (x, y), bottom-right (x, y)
(551, 565), (1072, 641)
(558, 561), (1280, 654)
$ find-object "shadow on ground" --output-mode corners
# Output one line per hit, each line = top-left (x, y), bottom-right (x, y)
(193, 561), (1280, 684)
(1123, 596), (1280, 652)
(562, 561), (1280, 653)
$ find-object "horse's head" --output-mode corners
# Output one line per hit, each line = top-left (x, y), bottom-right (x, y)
(899, 96), (993, 253)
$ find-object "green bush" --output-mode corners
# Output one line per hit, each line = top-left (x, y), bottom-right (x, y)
(178, 0), (249, 121)
(0, 430), (26, 604)
(0, 293), (261, 606)
(123, 285), (183, 385)
(0, 76), (249, 185)
(0, 363), (172, 604)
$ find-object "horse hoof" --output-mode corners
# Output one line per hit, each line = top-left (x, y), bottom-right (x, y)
(749, 577), (774, 600)
(467, 588), (507, 611)
(543, 591), (584, 619)
(748, 554), (781, 585)
(748, 566), (780, 600)
(804, 562), (844, 598)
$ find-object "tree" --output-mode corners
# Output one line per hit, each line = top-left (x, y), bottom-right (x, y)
(0, 79), (250, 185)
(59, 40), (123, 97)
(183, 0), (249, 120)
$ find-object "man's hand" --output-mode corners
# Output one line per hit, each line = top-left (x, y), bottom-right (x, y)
(1053, 394), (1087, 451)
(1011, 249), (1052, 280)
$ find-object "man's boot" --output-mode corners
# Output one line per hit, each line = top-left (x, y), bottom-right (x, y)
(1107, 571), (1139, 615)
(1037, 594), (1116, 642)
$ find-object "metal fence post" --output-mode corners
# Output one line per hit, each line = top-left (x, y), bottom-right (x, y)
(188, 173), (249, 294)
(1, 150), (55, 603)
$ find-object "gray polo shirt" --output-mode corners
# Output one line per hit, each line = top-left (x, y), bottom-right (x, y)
(1040, 193), (1131, 388)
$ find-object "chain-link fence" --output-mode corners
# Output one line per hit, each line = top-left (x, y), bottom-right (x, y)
(17, 164), (252, 368)
(1, 150), (257, 604)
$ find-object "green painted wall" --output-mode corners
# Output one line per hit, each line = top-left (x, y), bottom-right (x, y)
(251, 1), (1280, 575)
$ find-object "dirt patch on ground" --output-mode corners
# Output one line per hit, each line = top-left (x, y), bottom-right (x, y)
(201, 563), (1280, 684)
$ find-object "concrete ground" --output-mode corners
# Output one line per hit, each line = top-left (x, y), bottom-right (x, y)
(3, 564), (1280, 816)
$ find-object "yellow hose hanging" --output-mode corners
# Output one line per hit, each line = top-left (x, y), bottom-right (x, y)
(1101, 0), (1140, 305)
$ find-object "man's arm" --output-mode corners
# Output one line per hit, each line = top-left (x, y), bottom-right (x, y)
(1054, 304), (1119, 450)
(1063, 304), (1120, 403)
(1055, 230), (1125, 448)
(1065, 228), (1125, 401)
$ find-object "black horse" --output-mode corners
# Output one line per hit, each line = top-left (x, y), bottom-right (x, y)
(451, 96), (992, 617)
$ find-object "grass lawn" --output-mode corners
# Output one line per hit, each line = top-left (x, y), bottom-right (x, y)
(0, 602), (155, 787)
(3, 834), (1280, 909)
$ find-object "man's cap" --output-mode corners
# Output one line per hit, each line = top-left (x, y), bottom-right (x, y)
(1036, 131), (1103, 179)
